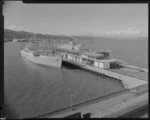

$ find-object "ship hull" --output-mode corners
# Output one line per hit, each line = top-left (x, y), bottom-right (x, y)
(20, 50), (62, 68)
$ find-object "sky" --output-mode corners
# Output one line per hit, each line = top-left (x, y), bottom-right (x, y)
(4, 2), (148, 37)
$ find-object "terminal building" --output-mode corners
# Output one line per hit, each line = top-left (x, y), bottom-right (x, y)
(55, 41), (124, 69)
(65, 51), (117, 69)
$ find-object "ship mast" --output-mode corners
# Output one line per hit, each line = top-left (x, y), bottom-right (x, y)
(47, 38), (51, 54)
(48, 39), (50, 50)
(90, 32), (93, 51)
(34, 33), (35, 41)
(34, 33), (36, 50)
(33, 33), (39, 51)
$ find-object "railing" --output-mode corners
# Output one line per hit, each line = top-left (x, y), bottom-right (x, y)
(121, 64), (148, 73)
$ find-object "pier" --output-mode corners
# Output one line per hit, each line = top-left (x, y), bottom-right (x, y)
(50, 85), (148, 118)
(33, 57), (148, 118)
(34, 47), (148, 118)
(62, 59), (147, 89)
(35, 84), (148, 118)
(54, 45), (147, 89)
(121, 64), (148, 73)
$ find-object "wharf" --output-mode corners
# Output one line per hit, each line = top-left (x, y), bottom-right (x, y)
(48, 84), (148, 118)
(35, 59), (148, 118)
(109, 67), (148, 81)
(62, 59), (147, 89)
(121, 64), (148, 73)
(35, 53), (148, 118)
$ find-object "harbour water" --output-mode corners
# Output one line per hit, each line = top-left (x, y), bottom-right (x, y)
(4, 38), (148, 119)
(78, 38), (148, 69)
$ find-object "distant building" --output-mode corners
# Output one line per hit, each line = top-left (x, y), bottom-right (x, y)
(56, 41), (124, 69)
(57, 41), (81, 51)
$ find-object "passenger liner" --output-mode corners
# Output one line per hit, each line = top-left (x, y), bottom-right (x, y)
(20, 37), (62, 68)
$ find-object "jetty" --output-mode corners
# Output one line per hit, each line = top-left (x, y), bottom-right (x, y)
(35, 84), (148, 118)
(50, 84), (148, 118)
(62, 59), (147, 89)
(33, 41), (148, 118)
(34, 59), (148, 118)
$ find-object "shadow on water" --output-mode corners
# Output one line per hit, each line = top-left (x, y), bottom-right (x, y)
(61, 61), (123, 83)
(62, 61), (81, 70)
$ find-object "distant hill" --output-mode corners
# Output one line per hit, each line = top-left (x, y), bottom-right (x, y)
(4, 29), (148, 42)
(4, 29), (33, 41)
(4, 29), (73, 42)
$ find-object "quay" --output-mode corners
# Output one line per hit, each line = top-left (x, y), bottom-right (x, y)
(34, 42), (148, 118)
(62, 59), (147, 89)
(53, 43), (147, 89)
(121, 64), (148, 73)
(51, 85), (148, 118)
(35, 84), (148, 118)
(34, 58), (148, 118)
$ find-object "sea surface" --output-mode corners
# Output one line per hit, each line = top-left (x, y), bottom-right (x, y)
(4, 38), (148, 119)
(78, 38), (148, 68)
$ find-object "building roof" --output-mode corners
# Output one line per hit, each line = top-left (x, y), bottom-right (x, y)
(81, 51), (105, 58)
(82, 56), (116, 63)
(54, 47), (81, 54)
(96, 59), (116, 63)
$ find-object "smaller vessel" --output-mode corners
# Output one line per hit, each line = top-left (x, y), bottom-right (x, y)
(20, 35), (62, 68)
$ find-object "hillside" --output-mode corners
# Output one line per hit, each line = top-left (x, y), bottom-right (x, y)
(4, 29), (148, 43)
(4, 29), (73, 42)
